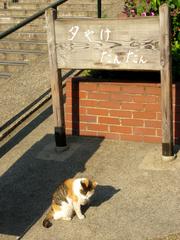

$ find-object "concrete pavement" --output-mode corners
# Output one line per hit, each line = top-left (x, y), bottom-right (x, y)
(1, 110), (180, 240)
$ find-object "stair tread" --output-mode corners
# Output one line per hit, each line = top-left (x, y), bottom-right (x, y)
(0, 60), (28, 65)
(0, 72), (11, 76)
(0, 39), (47, 44)
(0, 49), (46, 53)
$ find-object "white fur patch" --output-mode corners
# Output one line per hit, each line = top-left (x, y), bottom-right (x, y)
(73, 178), (94, 205)
(53, 201), (74, 220)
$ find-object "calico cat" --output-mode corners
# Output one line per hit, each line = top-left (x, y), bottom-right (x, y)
(43, 177), (97, 228)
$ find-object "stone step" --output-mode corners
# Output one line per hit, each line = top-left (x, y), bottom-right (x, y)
(0, 9), (39, 17)
(2, 31), (47, 41)
(7, 0), (117, 10)
(0, 16), (45, 24)
(0, 49), (47, 61)
(0, 3), (99, 15)
(0, 22), (45, 32)
(18, 0), (53, 3)
(0, 71), (11, 78)
(7, 2), (50, 10)
(0, 60), (28, 73)
(0, 9), (97, 21)
(58, 9), (97, 17)
(0, 40), (47, 51)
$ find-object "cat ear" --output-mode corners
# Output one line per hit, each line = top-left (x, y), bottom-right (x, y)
(80, 180), (87, 189)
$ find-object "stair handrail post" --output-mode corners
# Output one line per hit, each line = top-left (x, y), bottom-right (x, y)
(97, 0), (101, 18)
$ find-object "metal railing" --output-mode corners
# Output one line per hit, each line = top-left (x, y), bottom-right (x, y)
(0, 0), (102, 40)
(0, 0), (67, 39)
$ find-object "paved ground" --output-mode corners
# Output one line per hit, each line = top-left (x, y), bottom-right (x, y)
(1, 109), (180, 240)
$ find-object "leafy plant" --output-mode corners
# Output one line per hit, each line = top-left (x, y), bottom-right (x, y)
(123, 0), (180, 79)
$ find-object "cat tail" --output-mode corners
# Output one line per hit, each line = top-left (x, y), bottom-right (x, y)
(43, 210), (53, 228)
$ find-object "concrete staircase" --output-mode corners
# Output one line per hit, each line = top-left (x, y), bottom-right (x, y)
(0, 0), (122, 81)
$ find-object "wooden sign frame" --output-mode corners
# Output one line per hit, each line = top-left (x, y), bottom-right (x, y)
(45, 4), (174, 160)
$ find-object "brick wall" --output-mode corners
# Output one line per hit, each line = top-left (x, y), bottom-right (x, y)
(65, 75), (180, 144)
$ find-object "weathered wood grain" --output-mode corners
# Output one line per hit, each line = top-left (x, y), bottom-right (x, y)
(159, 4), (173, 157)
(55, 17), (160, 70)
(46, 8), (66, 147)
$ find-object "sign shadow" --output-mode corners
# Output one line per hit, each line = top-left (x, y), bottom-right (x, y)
(0, 134), (104, 237)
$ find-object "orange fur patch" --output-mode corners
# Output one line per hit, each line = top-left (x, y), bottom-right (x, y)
(64, 178), (78, 202)
(52, 201), (61, 213)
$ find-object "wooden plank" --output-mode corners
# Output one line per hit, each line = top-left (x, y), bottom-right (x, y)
(55, 17), (160, 70)
(45, 8), (66, 147)
(159, 4), (174, 158)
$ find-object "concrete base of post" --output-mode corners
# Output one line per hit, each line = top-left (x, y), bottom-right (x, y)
(55, 145), (69, 153)
(161, 154), (177, 162)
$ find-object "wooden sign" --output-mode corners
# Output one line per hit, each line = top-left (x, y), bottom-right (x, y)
(55, 17), (160, 70)
(46, 4), (175, 160)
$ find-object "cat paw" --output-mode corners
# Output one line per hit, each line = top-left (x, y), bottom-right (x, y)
(78, 214), (85, 220)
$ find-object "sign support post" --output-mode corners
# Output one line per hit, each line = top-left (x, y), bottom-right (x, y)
(45, 8), (66, 147)
(159, 4), (175, 160)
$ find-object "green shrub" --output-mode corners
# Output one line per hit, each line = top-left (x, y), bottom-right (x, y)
(123, 0), (180, 79)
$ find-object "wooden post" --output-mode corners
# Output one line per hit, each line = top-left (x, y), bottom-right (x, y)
(45, 8), (66, 147)
(159, 4), (174, 160)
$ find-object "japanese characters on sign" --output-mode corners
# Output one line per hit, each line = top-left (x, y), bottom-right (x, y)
(55, 18), (160, 70)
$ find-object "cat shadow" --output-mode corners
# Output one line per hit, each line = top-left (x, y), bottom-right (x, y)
(82, 185), (120, 213)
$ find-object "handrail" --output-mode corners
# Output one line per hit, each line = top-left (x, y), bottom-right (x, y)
(0, 0), (102, 40)
(0, 0), (67, 39)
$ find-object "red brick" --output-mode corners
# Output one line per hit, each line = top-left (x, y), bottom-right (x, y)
(110, 125), (132, 134)
(80, 115), (97, 123)
(145, 103), (161, 112)
(121, 103), (144, 111)
(79, 107), (87, 115)
(133, 127), (156, 136)
(143, 136), (161, 143)
(65, 79), (72, 91)
(87, 123), (108, 132)
(65, 113), (72, 121)
(87, 108), (109, 116)
(80, 130), (97, 137)
(121, 134), (144, 142)
(65, 121), (72, 129)
(80, 99), (98, 107)
(133, 112), (156, 120)
(156, 129), (162, 136)
(157, 112), (162, 120)
(66, 97), (72, 105)
(79, 91), (88, 99)
(145, 120), (161, 128)
(88, 92), (110, 101)
(98, 101), (121, 109)
(65, 105), (72, 114)
(103, 132), (120, 140)
(145, 87), (161, 95)
(98, 84), (120, 92)
(79, 122), (87, 130)
(111, 94), (133, 102)
(80, 82), (98, 91)
(133, 95), (159, 103)
(121, 119), (144, 127)
(109, 110), (132, 118)
(98, 116), (120, 125)
(65, 90), (72, 98)
(121, 86), (145, 94)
